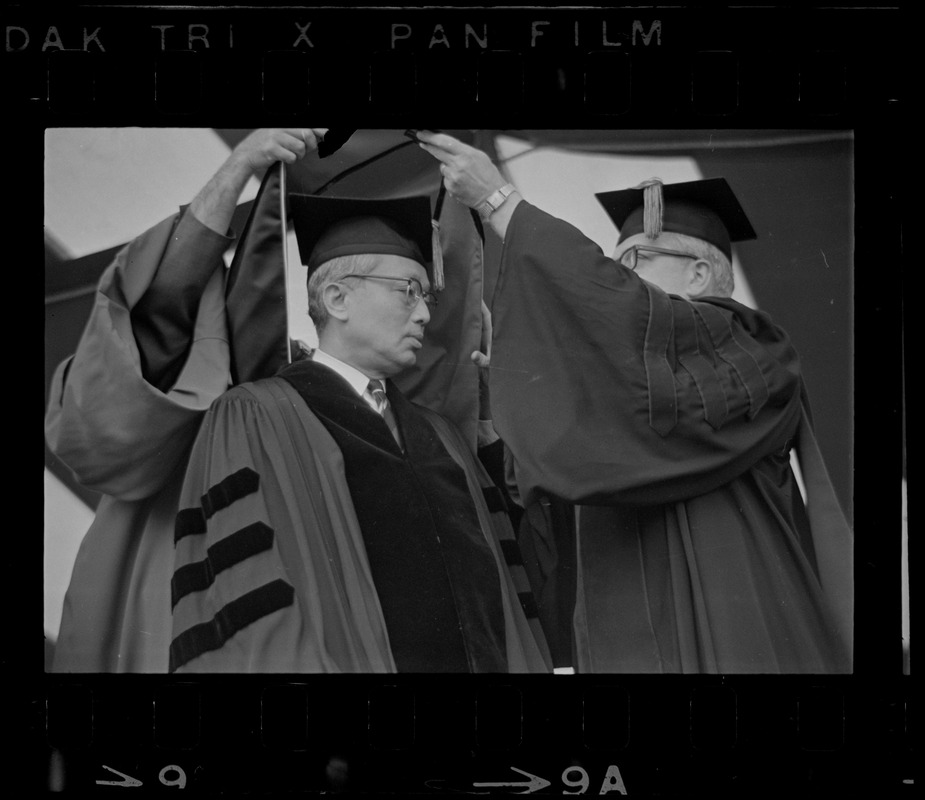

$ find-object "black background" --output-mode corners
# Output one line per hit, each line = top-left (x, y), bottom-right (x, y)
(17, 1), (910, 795)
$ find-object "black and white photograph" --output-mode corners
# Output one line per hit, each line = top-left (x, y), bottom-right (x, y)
(23, 2), (911, 795)
(44, 127), (860, 676)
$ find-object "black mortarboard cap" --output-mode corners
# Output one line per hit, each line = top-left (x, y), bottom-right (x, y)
(288, 194), (436, 277)
(595, 177), (757, 260)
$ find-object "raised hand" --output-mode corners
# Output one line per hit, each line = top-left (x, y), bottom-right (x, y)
(417, 130), (521, 239)
(191, 128), (328, 234)
(416, 131), (506, 208)
(227, 128), (329, 175)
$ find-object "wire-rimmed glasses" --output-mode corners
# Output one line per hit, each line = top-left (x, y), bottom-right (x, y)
(618, 245), (699, 271)
(339, 274), (438, 308)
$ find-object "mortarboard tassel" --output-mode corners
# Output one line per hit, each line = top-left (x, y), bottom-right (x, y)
(637, 178), (665, 240)
(431, 181), (448, 291)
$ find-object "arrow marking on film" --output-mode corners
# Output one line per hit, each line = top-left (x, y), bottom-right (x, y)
(474, 766), (551, 793)
(96, 764), (143, 787)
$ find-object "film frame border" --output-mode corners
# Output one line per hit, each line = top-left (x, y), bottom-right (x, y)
(20, 1), (910, 795)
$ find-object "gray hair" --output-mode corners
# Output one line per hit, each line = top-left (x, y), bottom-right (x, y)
(307, 253), (380, 332)
(660, 231), (735, 298)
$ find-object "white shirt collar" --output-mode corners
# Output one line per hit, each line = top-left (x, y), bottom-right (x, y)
(311, 348), (382, 397)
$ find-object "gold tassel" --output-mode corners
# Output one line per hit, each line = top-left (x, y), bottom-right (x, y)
(431, 219), (445, 292)
(638, 178), (664, 240)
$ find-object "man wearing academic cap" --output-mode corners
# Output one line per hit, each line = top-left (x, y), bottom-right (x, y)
(419, 131), (852, 674)
(168, 191), (550, 674)
(48, 128), (548, 673)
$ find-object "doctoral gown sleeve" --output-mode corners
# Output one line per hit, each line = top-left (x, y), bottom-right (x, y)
(131, 210), (232, 391)
(45, 212), (232, 501)
(490, 201), (805, 507)
(169, 379), (396, 673)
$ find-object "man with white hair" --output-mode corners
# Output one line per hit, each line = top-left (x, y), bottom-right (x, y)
(419, 131), (853, 674)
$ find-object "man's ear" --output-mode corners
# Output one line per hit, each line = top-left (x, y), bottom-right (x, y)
(322, 281), (351, 322)
(687, 259), (714, 299)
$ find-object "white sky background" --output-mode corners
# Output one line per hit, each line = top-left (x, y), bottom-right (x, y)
(44, 130), (906, 668)
(43, 129), (261, 640)
(44, 128), (258, 259)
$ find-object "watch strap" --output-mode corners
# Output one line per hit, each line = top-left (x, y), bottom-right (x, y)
(476, 183), (516, 221)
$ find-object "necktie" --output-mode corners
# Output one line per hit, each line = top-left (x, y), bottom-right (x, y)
(367, 380), (403, 449)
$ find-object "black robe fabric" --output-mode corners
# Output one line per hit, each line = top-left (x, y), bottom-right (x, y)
(490, 201), (853, 674)
(46, 195), (542, 673)
(278, 360), (508, 673)
(169, 366), (551, 673)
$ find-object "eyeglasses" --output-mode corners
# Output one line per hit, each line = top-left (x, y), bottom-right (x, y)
(339, 274), (438, 308)
(618, 245), (698, 271)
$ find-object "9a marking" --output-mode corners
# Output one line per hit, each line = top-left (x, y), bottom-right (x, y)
(562, 765), (627, 794)
(473, 765), (627, 795)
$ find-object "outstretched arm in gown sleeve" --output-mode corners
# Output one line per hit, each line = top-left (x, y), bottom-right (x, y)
(418, 132), (805, 507)
(489, 200), (805, 507)
(134, 128), (328, 391)
(45, 129), (328, 500)
(492, 202), (800, 504)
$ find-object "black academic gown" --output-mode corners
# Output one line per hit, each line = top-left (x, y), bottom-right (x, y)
(490, 201), (853, 674)
(280, 360), (510, 672)
(169, 359), (551, 673)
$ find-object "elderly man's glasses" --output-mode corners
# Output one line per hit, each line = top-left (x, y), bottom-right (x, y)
(618, 245), (698, 271)
(340, 274), (438, 308)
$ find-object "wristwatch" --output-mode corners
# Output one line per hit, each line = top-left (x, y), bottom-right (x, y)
(475, 183), (516, 221)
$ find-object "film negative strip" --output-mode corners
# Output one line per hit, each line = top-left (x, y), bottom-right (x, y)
(22, 1), (910, 795)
